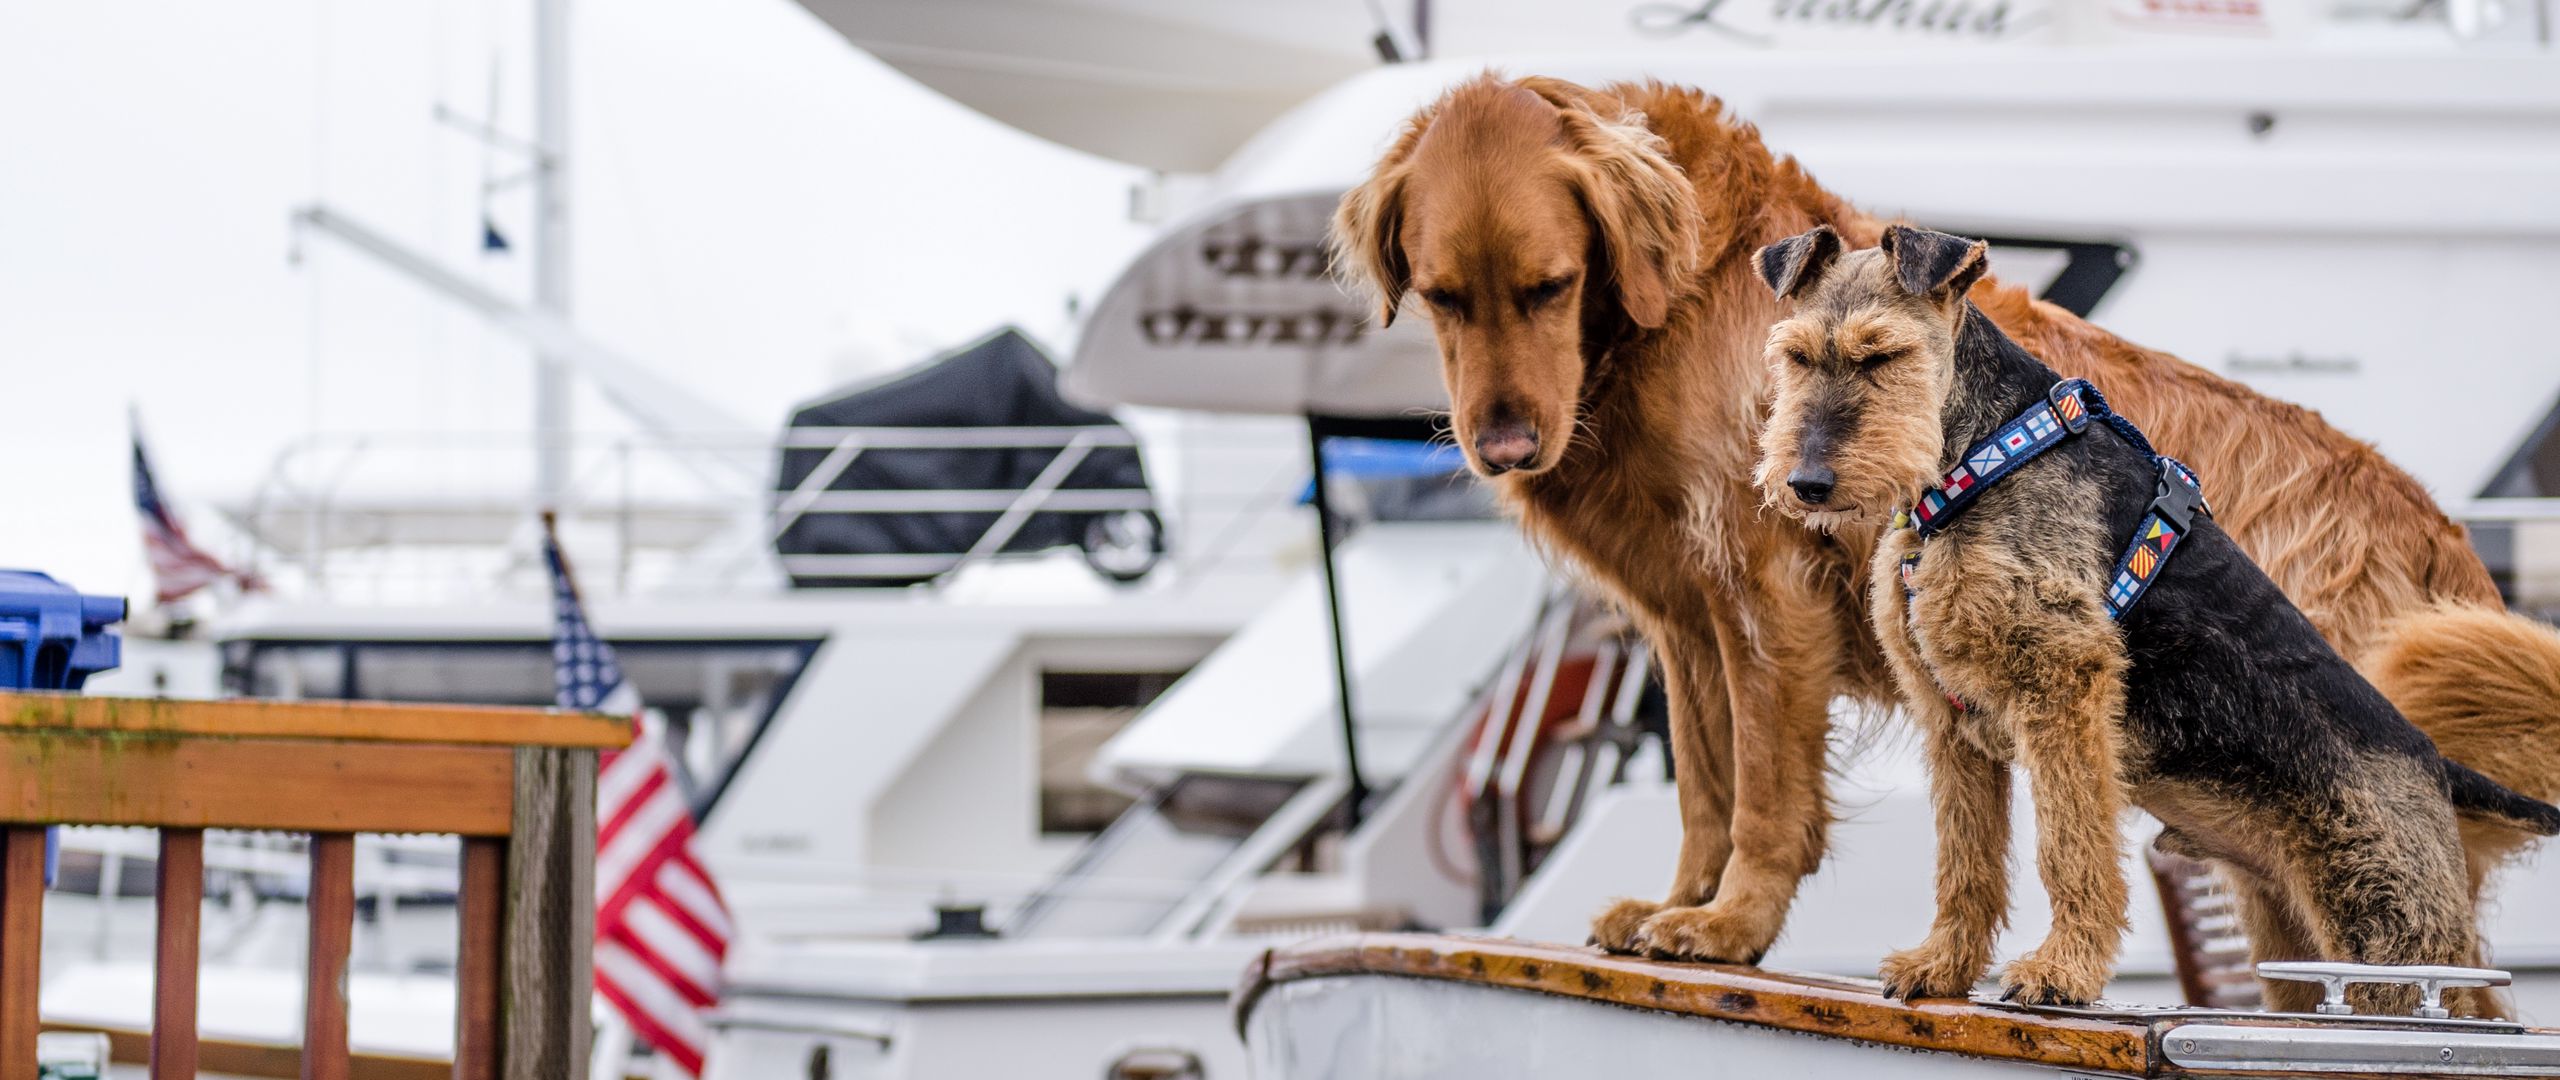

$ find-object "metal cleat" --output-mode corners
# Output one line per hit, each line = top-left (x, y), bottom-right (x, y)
(2257, 961), (2513, 1019)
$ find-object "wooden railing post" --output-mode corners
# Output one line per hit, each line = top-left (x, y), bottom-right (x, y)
(502, 747), (596, 1080)
(153, 828), (204, 1080)
(455, 837), (506, 1080)
(0, 826), (46, 1080)
(305, 833), (356, 1080)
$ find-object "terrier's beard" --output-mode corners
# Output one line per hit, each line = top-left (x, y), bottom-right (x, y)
(1797, 506), (1877, 534)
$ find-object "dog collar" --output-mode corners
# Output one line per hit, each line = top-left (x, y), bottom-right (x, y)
(1898, 378), (2209, 622)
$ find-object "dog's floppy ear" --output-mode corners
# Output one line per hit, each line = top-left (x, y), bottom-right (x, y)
(1557, 105), (1703, 330)
(1331, 168), (1411, 327)
(1333, 106), (1445, 328)
(1880, 225), (1990, 302)
(1754, 225), (1843, 302)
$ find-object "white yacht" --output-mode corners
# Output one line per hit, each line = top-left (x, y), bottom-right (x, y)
(704, 2), (2560, 1077)
(45, 1), (2560, 1077)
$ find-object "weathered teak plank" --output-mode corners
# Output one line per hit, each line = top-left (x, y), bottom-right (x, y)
(455, 836), (506, 1080)
(0, 692), (631, 749)
(1242, 934), (2155, 1076)
(306, 833), (356, 1080)
(0, 734), (515, 835)
(504, 747), (596, 1080)
(0, 827), (44, 1080)
(154, 828), (205, 1080)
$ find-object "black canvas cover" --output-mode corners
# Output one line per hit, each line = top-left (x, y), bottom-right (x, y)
(773, 328), (1164, 588)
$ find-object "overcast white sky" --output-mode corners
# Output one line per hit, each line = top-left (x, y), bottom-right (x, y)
(0, 0), (1156, 603)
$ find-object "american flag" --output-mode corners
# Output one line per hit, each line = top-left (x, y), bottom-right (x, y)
(132, 424), (257, 605)
(547, 528), (732, 1076)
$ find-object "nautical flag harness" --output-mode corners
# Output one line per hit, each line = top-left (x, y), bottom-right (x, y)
(1894, 378), (2210, 628)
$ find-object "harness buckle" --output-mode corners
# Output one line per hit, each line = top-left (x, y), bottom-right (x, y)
(2152, 456), (2208, 533)
(2048, 379), (2094, 434)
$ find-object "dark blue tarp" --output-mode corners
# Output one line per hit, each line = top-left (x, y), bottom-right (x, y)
(772, 328), (1164, 588)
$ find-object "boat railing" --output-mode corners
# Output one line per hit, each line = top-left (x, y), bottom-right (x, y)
(1075, 587), (1660, 944)
(0, 690), (628, 1080)
(767, 424), (1151, 584)
(218, 425), (1312, 602)
(1462, 590), (1655, 922)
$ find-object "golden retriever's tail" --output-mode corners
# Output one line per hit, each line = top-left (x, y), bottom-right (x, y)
(2363, 603), (2560, 868)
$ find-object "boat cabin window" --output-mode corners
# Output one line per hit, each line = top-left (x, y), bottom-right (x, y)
(1008, 773), (1308, 939)
(221, 638), (818, 815)
(2473, 394), (2560, 617)
(1039, 670), (1185, 835)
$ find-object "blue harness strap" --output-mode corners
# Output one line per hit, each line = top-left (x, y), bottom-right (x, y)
(1900, 379), (2208, 624)
(2103, 457), (2206, 618)
(1911, 379), (2092, 538)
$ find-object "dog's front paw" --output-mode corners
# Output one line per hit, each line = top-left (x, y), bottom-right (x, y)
(1589, 898), (1666, 954)
(1633, 901), (1778, 964)
(1878, 939), (1987, 1001)
(1997, 949), (2108, 1007)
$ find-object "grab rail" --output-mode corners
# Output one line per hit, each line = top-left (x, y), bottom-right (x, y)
(222, 425), (1227, 599)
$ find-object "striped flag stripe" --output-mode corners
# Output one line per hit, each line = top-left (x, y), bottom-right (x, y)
(616, 899), (722, 1005)
(597, 747), (654, 817)
(643, 867), (730, 959)
(601, 924), (716, 1012)
(142, 535), (226, 578)
(594, 979), (701, 1078)
(597, 940), (710, 1074)
(597, 765), (672, 852)
(595, 784), (691, 908)
(654, 854), (734, 940)
(600, 827), (689, 927)
(634, 885), (727, 972)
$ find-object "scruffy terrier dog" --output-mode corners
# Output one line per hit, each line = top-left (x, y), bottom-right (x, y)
(1752, 224), (2560, 1011)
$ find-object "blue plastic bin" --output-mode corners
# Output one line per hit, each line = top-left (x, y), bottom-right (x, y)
(0, 570), (127, 885)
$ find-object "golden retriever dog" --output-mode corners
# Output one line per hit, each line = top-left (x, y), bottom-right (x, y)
(1331, 74), (2560, 1007)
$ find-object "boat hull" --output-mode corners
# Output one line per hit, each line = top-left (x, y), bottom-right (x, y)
(1248, 974), (2067, 1079)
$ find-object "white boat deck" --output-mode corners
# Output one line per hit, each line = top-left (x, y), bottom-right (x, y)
(1240, 934), (2560, 1079)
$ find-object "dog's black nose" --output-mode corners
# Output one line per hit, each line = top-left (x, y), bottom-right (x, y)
(1475, 423), (1540, 475)
(1788, 466), (1836, 505)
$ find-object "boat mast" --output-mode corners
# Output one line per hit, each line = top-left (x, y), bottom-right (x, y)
(532, 0), (572, 515)
(291, 0), (755, 471)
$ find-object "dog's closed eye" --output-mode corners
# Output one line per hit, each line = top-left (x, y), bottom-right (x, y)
(1859, 349), (1906, 368)
(1519, 274), (1576, 312)
(1422, 287), (1466, 317)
